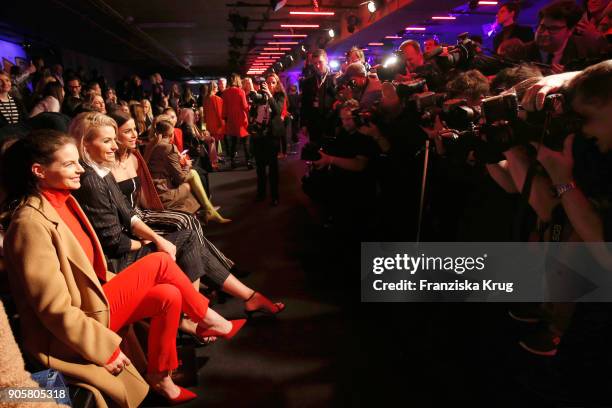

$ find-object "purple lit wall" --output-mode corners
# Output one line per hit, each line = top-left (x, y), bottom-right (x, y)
(0, 39), (27, 68)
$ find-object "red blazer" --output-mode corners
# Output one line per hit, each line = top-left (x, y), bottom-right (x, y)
(222, 87), (249, 138)
(203, 94), (225, 140)
(172, 128), (184, 152)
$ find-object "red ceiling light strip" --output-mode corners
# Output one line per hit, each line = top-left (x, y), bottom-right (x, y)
(280, 24), (319, 28)
(289, 11), (335, 16)
(273, 34), (307, 38)
(263, 48), (291, 51)
(368, 42), (384, 46)
(478, 1), (498, 4)
(260, 52), (285, 55)
(385, 35), (401, 39)
(432, 16), (456, 20)
(268, 41), (299, 45)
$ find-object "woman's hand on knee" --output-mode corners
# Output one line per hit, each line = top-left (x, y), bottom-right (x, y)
(154, 236), (177, 261)
(104, 351), (131, 375)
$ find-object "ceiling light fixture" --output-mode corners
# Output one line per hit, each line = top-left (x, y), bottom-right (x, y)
(368, 42), (384, 46)
(263, 47), (291, 51)
(478, 1), (498, 4)
(268, 41), (299, 45)
(260, 52), (285, 55)
(366, 1), (383, 13)
(405, 27), (427, 31)
(385, 35), (401, 39)
(432, 16), (456, 20)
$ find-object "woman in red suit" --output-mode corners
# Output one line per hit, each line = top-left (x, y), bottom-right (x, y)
(1, 130), (245, 406)
(222, 74), (252, 169)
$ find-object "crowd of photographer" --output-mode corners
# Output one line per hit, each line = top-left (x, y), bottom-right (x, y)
(297, 0), (612, 401)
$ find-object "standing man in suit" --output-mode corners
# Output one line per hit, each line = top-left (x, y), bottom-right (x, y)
(299, 49), (336, 145)
(494, 2), (535, 53)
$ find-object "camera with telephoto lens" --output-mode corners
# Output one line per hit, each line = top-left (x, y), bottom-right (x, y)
(404, 91), (447, 128)
(479, 93), (582, 152)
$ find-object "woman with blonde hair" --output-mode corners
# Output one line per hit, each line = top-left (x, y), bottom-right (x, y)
(178, 107), (218, 172)
(141, 98), (154, 128)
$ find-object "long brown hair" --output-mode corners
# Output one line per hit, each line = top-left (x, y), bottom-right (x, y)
(129, 103), (147, 134)
(266, 73), (286, 97)
(1, 130), (76, 225)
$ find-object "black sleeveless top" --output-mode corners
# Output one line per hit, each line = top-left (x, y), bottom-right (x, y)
(116, 176), (141, 210)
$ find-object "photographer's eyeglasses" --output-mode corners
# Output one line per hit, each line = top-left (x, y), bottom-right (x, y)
(536, 23), (567, 34)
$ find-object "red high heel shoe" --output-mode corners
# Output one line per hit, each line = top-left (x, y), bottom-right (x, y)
(244, 292), (286, 318)
(166, 386), (197, 405)
(196, 319), (247, 340)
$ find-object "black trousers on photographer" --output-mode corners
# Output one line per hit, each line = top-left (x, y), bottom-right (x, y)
(252, 134), (279, 200)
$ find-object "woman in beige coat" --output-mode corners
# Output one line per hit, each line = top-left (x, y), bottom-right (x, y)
(0, 130), (245, 407)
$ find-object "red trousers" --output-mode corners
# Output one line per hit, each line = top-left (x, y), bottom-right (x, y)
(102, 252), (209, 373)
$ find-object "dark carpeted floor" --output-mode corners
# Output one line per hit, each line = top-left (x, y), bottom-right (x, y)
(143, 150), (606, 408)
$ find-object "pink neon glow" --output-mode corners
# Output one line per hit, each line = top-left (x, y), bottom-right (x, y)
(280, 24), (320, 28)
(289, 11), (335, 16)
(268, 41), (299, 45)
(273, 34), (308, 38)
(432, 16), (456, 20)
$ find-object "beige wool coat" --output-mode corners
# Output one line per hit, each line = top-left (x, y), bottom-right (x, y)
(3, 195), (149, 408)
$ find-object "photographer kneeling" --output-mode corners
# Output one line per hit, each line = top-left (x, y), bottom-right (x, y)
(312, 99), (380, 237)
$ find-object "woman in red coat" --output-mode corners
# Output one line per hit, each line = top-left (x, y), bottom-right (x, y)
(222, 74), (252, 169)
(202, 82), (225, 142)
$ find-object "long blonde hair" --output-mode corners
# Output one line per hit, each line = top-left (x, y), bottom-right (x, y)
(68, 111), (118, 168)
(178, 108), (201, 139)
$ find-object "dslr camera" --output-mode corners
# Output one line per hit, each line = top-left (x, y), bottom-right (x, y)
(247, 77), (269, 105)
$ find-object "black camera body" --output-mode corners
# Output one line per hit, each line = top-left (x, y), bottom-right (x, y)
(300, 138), (341, 162)
(247, 90), (268, 105)
(481, 93), (581, 152)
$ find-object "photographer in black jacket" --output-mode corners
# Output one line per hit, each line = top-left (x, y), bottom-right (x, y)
(312, 99), (380, 237)
(249, 73), (286, 206)
(300, 49), (337, 144)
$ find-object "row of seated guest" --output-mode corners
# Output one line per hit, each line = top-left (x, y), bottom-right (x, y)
(68, 111), (283, 321)
(0, 130), (248, 406)
(111, 110), (228, 224)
